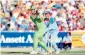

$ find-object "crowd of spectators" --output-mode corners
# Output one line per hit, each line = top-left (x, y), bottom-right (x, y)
(0, 0), (85, 32)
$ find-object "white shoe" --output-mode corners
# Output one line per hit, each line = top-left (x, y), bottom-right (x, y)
(42, 52), (48, 55)
(30, 51), (38, 54)
(55, 51), (60, 54)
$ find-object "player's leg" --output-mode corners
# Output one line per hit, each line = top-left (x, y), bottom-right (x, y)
(41, 32), (48, 53)
(51, 30), (60, 54)
(41, 32), (50, 54)
(33, 33), (38, 51)
(51, 42), (60, 53)
(30, 32), (39, 54)
(38, 39), (49, 53)
(38, 32), (51, 53)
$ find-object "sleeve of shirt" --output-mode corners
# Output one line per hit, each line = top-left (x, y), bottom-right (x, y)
(30, 15), (36, 24)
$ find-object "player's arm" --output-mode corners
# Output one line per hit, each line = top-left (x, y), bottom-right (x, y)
(30, 15), (39, 30)
(30, 15), (34, 22)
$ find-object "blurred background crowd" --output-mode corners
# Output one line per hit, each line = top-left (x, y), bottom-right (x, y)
(0, 0), (85, 32)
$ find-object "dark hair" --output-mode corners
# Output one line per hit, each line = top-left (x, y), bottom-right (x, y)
(10, 11), (12, 17)
(14, 4), (18, 8)
(67, 32), (71, 36)
(19, 13), (24, 16)
(7, 24), (10, 27)
(44, 18), (49, 21)
(35, 10), (39, 15)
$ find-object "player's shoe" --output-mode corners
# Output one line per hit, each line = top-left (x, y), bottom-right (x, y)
(55, 51), (60, 54)
(41, 52), (48, 55)
(30, 51), (38, 54)
(41, 50), (52, 54)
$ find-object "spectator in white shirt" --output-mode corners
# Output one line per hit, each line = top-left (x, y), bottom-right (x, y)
(63, 32), (72, 50)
